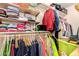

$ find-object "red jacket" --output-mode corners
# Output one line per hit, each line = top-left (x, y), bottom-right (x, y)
(42, 8), (55, 31)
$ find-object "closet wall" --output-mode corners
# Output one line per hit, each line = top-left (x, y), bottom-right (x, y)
(65, 4), (79, 35)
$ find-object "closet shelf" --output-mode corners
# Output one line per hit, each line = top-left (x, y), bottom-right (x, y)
(0, 31), (49, 34)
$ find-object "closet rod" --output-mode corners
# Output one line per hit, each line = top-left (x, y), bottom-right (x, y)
(0, 31), (49, 35)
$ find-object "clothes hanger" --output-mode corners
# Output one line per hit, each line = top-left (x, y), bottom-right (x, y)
(24, 33), (32, 46)
(24, 34), (29, 46)
(23, 34), (30, 46)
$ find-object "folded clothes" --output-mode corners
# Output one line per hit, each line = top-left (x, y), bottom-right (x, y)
(7, 12), (18, 15)
(6, 12), (18, 16)
(8, 18), (18, 20)
(8, 27), (17, 29)
(7, 27), (17, 32)
(6, 6), (20, 12)
(0, 24), (8, 31)
(17, 24), (25, 30)
(0, 9), (7, 17)
(0, 14), (7, 17)
(0, 27), (7, 29)
(6, 9), (19, 16)
(17, 16), (28, 21)
(0, 24), (8, 27)
(7, 15), (18, 18)
(5, 6), (20, 18)
(6, 8), (19, 14)
(25, 14), (35, 20)
(0, 29), (7, 32)
(7, 24), (17, 28)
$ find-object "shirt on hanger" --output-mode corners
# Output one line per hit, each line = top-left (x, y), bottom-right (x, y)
(54, 10), (59, 32)
(42, 8), (55, 31)
(0, 36), (6, 56)
(10, 39), (15, 56)
(49, 36), (59, 56)
(39, 36), (47, 56)
(46, 36), (53, 56)
(3, 39), (11, 56)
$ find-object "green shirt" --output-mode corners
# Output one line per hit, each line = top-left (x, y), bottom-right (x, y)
(3, 39), (11, 56)
(49, 36), (59, 56)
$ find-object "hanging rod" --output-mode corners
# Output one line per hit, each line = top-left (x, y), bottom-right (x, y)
(0, 31), (49, 35)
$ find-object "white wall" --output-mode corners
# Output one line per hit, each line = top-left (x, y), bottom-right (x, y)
(65, 4), (79, 35)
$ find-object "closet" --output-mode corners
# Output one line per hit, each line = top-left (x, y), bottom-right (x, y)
(0, 3), (79, 56)
(0, 32), (59, 56)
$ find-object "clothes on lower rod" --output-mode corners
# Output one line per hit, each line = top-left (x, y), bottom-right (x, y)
(14, 39), (39, 56)
(0, 35), (58, 56)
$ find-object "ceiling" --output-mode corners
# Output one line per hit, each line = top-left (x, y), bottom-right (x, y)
(58, 3), (74, 8)
(35, 3), (74, 12)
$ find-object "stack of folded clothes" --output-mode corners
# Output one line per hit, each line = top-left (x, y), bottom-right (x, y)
(17, 12), (28, 21)
(18, 12), (35, 22)
(7, 24), (17, 32)
(5, 6), (20, 20)
(0, 23), (27, 32)
(0, 24), (8, 32)
(0, 8), (7, 18)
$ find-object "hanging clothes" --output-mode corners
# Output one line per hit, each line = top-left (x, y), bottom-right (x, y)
(42, 8), (55, 31)
(49, 36), (59, 56)
(31, 40), (39, 56)
(0, 33), (59, 56)
(16, 39), (27, 56)
(69, 24), (73, 36)
(35, 40), (39, 56)
(10, 39), (15, 56)
(38, 40), (43, 56)
(3, 39), (11, 56)
(54, 10), (59, 32)
(59, 18), (73, 38)
(0, 35), (6, 56)
(61, 20), (67, 36)
(54, 10), (59, 38)
(39, 36), (47, 56)
(46, 36), (53, 56)
(31, 41), (36, 56)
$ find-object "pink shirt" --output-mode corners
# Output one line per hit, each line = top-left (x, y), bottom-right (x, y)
(39, 36), (47, 56)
